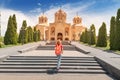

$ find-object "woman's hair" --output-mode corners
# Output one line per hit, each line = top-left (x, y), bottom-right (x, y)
(56, 39), (61, 45)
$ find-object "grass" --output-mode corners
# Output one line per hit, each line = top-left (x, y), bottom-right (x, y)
(116, 51), (120, 55)
(95, 41), (110, 50)
(0, 36), (22, 48)
(79, 40), (120, 55)
(0, 36), (3, 42)
(0, 43), (22, 48)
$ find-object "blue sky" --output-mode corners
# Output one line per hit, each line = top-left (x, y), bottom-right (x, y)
(0, 0), (120, 13)
(0, 0), (120, 36)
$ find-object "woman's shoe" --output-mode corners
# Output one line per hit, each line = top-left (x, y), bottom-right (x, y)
(56, 68), (59, 71)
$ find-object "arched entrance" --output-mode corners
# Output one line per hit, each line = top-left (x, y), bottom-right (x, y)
(51, 37), (55, 41)
(57, 33), (63, 40)
(65, 38), (69, 41)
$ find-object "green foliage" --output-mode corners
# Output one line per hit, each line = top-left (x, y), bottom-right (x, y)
(96, 22), (107, 47)
(4, 14), (18, 45)
(12, 14), (18, 44)
(80, 28), (89, 43)
(0, 36), (3, 42)
(114, 8), (120, 50)
(110, 16), (116, 50)
(18, 20), (28, 44)
(0, 36), (4, 48)
(38, 30), (41, 41)
(80, 32), (84, 42)
(83, 28), (88, 43)
(33, 27), (38, 42)
(0, 42), (4, 48)
(88, 24), (96, 45)
(27, 26), (33, 42)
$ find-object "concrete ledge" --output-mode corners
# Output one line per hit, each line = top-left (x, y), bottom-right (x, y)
(18, 45), (40, 53)
(75, 46), (90, 54)
(71, 44), (90, 54)
(0, 55), (9, 61)
(95, 57), (119, 80)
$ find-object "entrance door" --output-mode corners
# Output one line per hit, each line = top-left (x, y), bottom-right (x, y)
(57, 33), (63, 40)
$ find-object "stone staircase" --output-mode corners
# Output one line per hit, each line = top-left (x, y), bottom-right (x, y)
(0, 56), (106, 74)
(36, 45), (76, 51)
(0, 41), (107, 74)
(46, 41), (70, 45)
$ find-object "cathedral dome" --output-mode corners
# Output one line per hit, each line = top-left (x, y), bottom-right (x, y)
(73, 15), (82, 24)
(39, 14), (47, 19)
(55, 9), (67, 23)
(73, 16), (82, 20)
(39, 14), (48, 24)
(55, 9), (66, 16)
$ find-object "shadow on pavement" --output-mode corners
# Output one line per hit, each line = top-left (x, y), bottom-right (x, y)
(47, 68), (58, 74)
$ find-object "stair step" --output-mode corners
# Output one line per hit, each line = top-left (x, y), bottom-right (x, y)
(0, 63), (100, 66)
(0, 54), (106, 74)
(0, 69), (106, 74)
(7, 58), (95, 61)
(0, 65), (103, 70)
(9, 56), (94, 58)
(3, 60), (97, 63)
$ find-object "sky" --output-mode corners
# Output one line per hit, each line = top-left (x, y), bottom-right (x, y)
(0, 0), (120, 36)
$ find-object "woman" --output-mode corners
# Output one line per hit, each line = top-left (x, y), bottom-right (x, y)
(55, 39), (63, 70)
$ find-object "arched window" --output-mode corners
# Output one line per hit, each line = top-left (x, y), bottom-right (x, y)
(51, 27), (55, 36)
(65, 27), (69, 36)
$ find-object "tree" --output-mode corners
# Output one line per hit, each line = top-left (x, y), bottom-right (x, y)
(110, 16), (116, 50)
(12, 14), (18, 44)
(18, 20), (28, 44)
(4, 14), (18, 45)
(88, 24), (96, 45)
(4, 16), (13, 45)
(27, 26), (33, 42)
(83, 28), (88, 43)
(114, 8), (120, 50)
(80, 32), (84, 42)
(96, 22), (107, 47)
(33, 27), (38, 42)
(38, 30), (40, 41)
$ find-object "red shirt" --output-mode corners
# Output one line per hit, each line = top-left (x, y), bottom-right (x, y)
(55, 44), (63, 55)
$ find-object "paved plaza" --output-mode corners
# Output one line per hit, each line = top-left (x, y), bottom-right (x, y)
(0, 41), (118, 80)
(71, 42), (120, 71)
(0, 74), (112, 80)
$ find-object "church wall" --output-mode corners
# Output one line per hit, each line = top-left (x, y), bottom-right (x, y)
(55, 23), (65, 40)
(36, 9), (86, 41)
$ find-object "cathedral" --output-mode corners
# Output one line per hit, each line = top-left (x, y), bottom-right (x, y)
(36, 9), (86, 41)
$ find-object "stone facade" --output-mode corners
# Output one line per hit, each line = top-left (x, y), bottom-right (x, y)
(36, 9), (86, 41)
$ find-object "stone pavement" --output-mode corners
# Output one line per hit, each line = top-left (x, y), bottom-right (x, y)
(0, 74), (112, 80)
(13, 50), (92, 57)
(0, 41), (45, 60)
(71, 41), (120, 79)
(71, 42), (120, 66)
(0, 50), (112, 80)
(0, 41), (115, 80)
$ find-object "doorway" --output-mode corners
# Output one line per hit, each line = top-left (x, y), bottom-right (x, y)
(57, 33), (63, 40)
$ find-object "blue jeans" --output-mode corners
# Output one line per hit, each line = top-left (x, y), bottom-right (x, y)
(57, 54), (62, 69)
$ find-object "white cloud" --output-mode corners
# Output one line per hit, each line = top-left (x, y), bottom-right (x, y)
(38, 3), (42, 6)
(44, 2), (117, 35)
(29, 8), (42, 13)
(0, 8), (38, 36)
(0, 1), (118, 36)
